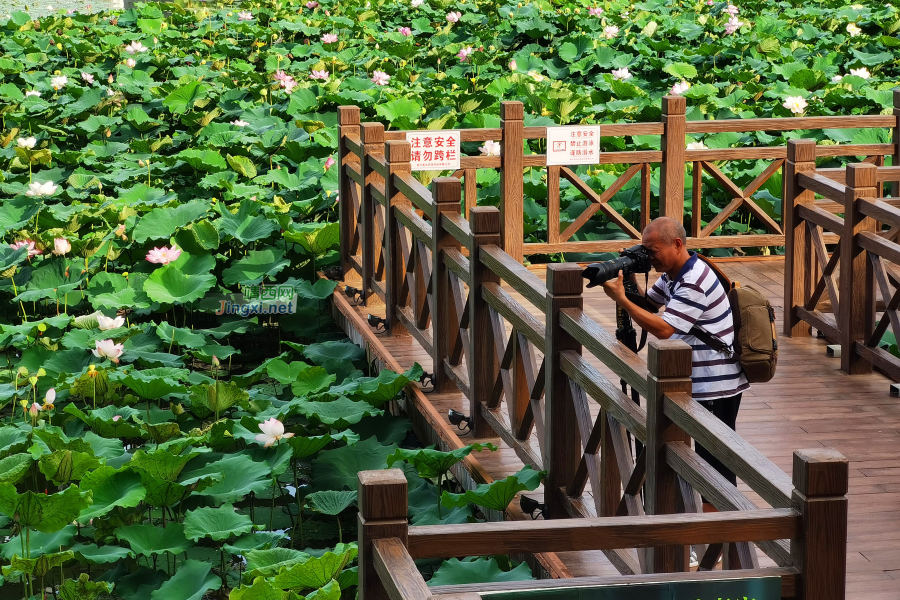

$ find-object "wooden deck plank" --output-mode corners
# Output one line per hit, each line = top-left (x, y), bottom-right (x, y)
(335, 257), (900, 594)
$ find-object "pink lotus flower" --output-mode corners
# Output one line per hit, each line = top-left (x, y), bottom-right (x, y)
(724, 4), (739, 15)
(310, 70), (329, 80)
(237, 11), (253, 20)
(124, 58), (136, 68)
(232, 119), (249, 127)
(92, 339), (124, 363)
(321, 33), (338, 43)
(457, 46), (474, 62)
(306, 1), (319, 8)
(509, 59), (517, 71)
(256, 418), (295, 447)
(282, 78), (298, 93)
(97, 314), (125, 331)
(589, 7), (603, 16)
(145, 245), (182, 265)
(478, 140), (501, 156)
(446, 11), (461, 22)
(724, 16), (744, 35)
(10, 240), (41, 258)
(81, 72), (94, 84)
(398, 26), (412, 36)
(274, 70), (290, 81)
(670, 81), (691, 95)
(52, 238), (71, 256)
(112, 415), (122, 422)
(603, 25), (619, 39)
(371, 70), (390, 86)
(324, 156), (336, 171)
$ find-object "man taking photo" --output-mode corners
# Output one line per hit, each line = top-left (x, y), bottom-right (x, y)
(600, 216), (749, 499)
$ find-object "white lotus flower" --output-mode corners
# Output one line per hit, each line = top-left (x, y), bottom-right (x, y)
(25, 181), (58, 197)
(527, 70), (545, 82)
(81, 72), (94, 84)
(611, 67), (631, 81)
(849, 67), (871, 79)
(686, 141), (708, 150)
(17, 137), (36, 149)
(231, 119), (249, 127)
(92, 339), (124, 363)
(478, 140), (501, 156)
(124, 41), (148, 54)
(51, 76), (67, 90)
(52, 238), (71, 256)
(847, 23), (862, 37)
(97, 314), (125, 331)
(25, 90), (41, 97)
(255, 418), (295, 447)
(782, 96), (808, 114)
(831, 75), (843, 83)
(125, 58), (136, 68)
(670, 81), (690, 95)
(603, 25), (619, 39)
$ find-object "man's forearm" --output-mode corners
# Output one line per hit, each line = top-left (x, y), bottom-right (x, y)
(618, 298), (676, 339)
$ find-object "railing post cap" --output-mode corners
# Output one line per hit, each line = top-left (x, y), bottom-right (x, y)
(469, 206), (500, 235)
(358, 469), (408, 519)
(786, 139), (816, 163)
(792, 448), (848, 497)
(360, 122), (385, 144)
(337, 106), (360, 125)
(500, 101), (524, 121)
(433, 176), (462, 205)
(546, 263), (584, 296)
(846, 162), (877, 188)
(647, 339), (692, 378)
(385, 139), (411, 163)
(661, 95), (686, 115)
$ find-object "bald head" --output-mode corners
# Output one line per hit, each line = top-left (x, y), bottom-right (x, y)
(643, 217), (686, 246)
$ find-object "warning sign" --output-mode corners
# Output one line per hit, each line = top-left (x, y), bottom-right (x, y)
(546, 125), (601, 166)
(405, 130), (461, 171)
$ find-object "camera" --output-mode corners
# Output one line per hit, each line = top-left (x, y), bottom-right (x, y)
(581, 244), (652, 288)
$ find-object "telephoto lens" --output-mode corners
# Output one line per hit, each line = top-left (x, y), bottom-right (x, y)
(581, 244), (652, 288)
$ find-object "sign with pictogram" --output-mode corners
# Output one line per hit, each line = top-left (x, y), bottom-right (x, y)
(546, 125), (601, 166)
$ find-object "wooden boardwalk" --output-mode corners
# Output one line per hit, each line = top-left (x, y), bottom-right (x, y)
(335, 257), (900, 598)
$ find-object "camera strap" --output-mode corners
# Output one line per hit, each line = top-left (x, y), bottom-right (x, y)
(688, 326), (733, 356)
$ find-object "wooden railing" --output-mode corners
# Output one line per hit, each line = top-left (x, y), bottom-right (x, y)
(785, 138), (900, 380)
(335, 127), (851, 598)
(338, 92), (899, 265)
(358, 450), (848, 599)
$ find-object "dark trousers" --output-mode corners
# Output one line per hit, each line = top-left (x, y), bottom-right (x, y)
(694, 393), (742, 491)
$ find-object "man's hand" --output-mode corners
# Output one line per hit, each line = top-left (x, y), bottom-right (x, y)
(601, 271), (627, 304)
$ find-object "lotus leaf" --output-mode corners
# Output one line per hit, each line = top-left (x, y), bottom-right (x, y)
(269, 548), (355, 591)
(78, 466), (146, 520)
(229, 578), (282, 600)
(427, 557), (534, 587)
(294, 396), (381, 429)
(0, 483), (92, 533)
(312, 437), (397, 492)
(133, 202), (210, 243)
(441, 465), (546, 512)
(115, 523), (193, 557)
(59, 574), (112, 600)
(149, 559), (221, 600)
(70, 543), (134, 564)
(244, 547), (311, 578)
(0, 525), (75, 560)
(183, 504), (254, 541)
(222, 247), (291, 286)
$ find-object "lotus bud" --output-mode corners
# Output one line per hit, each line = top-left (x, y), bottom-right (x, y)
(29, 403), (40, 417)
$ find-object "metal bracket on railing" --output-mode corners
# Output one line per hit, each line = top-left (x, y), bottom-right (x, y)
(448, 409), (471, 435)
(419, 371), (435, 392)
(520, 495), (545, 520)
(367, 314), (387, 333)
(344, 286), (362, 305)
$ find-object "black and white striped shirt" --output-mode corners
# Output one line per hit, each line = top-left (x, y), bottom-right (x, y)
(647, 253), (749, 401)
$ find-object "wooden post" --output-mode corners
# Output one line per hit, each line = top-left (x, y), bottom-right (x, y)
(840, 163), (877, 374)
(543, 263), (584, 519)
(892, 89), (900, 198)
(432, 177), (463, 393)
(338, 106), (361, 284)
(791, 449), (849, 600)
(360, 122), (385, 306)
(644, 339), (693, 574)
(783, 139), (817, 337)
(468, 207), (500, 438)
(500, 101), (525, 263)
(384, 140), (412, 336)
(659, 96), (686, 222)
(358, 469), (409, 600)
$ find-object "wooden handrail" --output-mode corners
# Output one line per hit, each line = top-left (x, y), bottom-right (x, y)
(346, 163), (364, 186)
(560, 350), (647, 443)
(344, 133), (363, 156)
(441, 212), (473, 251)
(559, 308), (650, 398)
(798, 204), (844, 234)
(664, 392), (794, 509)
(394, 205), (432, 245)
(373, 538), (432, 600)
(442, 247), (470, 285)
(368, 153), (388, 179)
(858, 197), (900, 230)
(406, 509), (800, 558)
(370, 180), (387, 207)
(797, 172), (848, 203)
(393, 172), (435, 219)
(685, 114), (895, 133)
(478, 245), (548, 313)
(859, 230), (900, 266)
(482, 282), (545, 348)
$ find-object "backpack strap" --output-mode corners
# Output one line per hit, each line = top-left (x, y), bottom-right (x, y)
(688, 325), (733, 356)
(695, 253), (733, 291)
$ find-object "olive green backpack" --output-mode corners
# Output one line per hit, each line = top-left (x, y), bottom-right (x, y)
(689, 255), (779, 383)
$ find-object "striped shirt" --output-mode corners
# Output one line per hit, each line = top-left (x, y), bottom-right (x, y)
(646, 253), (750, 401)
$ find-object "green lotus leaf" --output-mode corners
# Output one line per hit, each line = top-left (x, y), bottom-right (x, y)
(284, 222), (339, 258)
(149, 559), (221, 600)
(115, 522), (193, 557)
(427, 557), (534, 587)
(291, 367), (336, 397)
(156, 321), (208, 349)
(228, 578), (282, 600)
(177, 148), (228, 172)
(0, 483), (92, 532)
(70, 543), (134, 564)
(109, 370), (183, 399)
(375, 98), (423, 124)
(285, 433), (333, 459)
(130, 448), (204, 482)
(183, 504), (254, 541)
(133, 199), (209, 242)
(294, 279), (337, 301)
(0, 428), (31, 459)
(188, 380), (248, 419)
(0, 202), (39, 231)
(180, 453), (271, 504)
(144, 265), (216, 305)
(118, 184), (177, 207)
(88, 272), (153, 310)
(305, 580), (342, 600)
(222, 247), (291, 286)
(441, 465), (545, 512)
(387, 443), (496, 480)
(1, 525), (75, 560)
(269, 548), (355, 591)
(6, 550), (75, 578)
(227, 154), (258, 179)
(351, 364), (424, 407)
(164, 81), (207, 114)
(244, 547), (311, 578)
(295, 396), (381, 429)
(59, 573), (112, 600)
(78, 466), (146, 520)
(215, 201), (279, 245)
(266, 359), (313, 385)
(0, 245), (29, 272)
(223, 531), (286, 556)
(38, 450), (102, 485)
(16, 259), (86, 302)
(306, 490), (356, 517)
(312, 437), (397, 492)
(0, 453), (32, 485)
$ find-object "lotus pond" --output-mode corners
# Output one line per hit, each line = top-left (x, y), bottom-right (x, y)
(0, 0), (895, 597)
